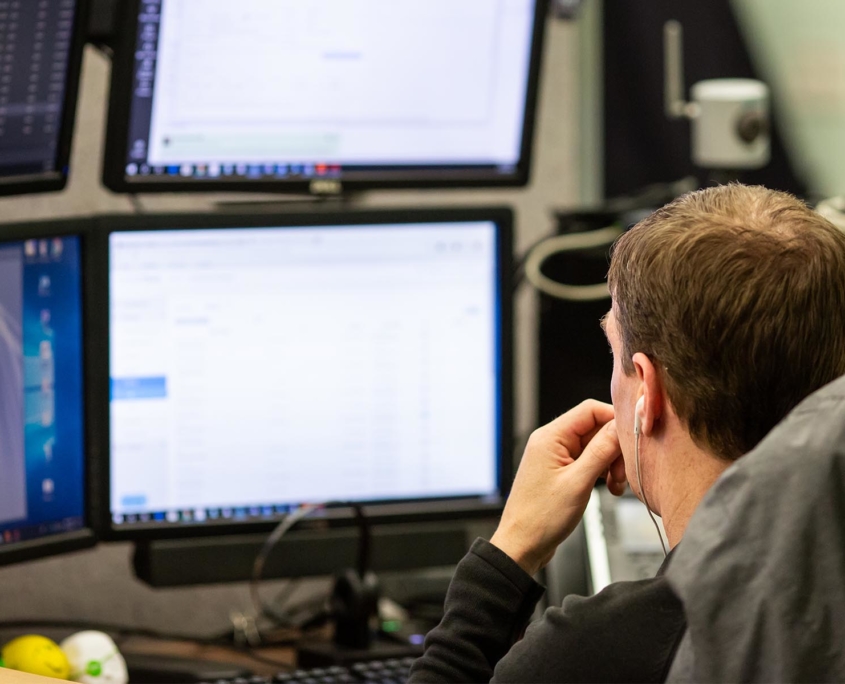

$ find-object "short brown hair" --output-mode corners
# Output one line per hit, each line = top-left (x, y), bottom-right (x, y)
(608, 184), (845, 460)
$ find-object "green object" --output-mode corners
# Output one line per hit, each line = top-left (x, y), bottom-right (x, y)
(382, 620), (401, 633)
(86, 660), (102, 677)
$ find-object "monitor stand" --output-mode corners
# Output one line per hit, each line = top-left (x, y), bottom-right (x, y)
(297, 569), (424, 668)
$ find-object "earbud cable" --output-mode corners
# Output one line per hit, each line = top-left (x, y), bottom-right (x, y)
(635, 431), (668, 557)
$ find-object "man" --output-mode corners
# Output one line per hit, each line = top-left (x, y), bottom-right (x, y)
(409, 184), (845, 683)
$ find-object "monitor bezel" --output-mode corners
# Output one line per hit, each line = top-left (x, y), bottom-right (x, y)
(101, 0), (548, 195)
(0, 0), (91, 198)
(0, 220), (97, 566)
(92, 206), (514, 541)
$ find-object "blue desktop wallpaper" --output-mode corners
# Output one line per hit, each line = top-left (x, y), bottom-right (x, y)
(2, 236), (85, 541)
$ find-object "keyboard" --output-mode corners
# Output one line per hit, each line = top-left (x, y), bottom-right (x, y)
(203, 657), (415, 684)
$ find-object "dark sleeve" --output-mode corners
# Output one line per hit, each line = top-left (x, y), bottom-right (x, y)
(408, 538), (545, 684)
(411, 539), (687, 684)
(493, 577), (686, 683)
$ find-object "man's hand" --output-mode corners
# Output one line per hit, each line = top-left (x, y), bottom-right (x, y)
(490, 400), (624, 576)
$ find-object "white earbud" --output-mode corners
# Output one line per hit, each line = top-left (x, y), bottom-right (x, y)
(634, 396), (645, 435)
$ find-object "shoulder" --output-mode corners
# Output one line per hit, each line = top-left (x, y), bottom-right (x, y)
(493, 576), (685, 683)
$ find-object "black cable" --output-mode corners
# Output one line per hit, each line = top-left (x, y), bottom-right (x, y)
(250, 504), (323, 628)
(265, 579), (303, 624)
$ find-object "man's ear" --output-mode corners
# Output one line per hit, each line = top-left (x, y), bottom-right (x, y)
(632, 352), (663, 437)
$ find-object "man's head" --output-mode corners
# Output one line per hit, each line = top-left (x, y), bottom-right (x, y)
(604, 184), (845, 509)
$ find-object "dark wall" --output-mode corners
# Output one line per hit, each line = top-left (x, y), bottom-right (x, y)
(603, 0), (805, 197)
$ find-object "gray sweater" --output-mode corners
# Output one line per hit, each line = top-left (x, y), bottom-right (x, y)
(667, 373), (845, 682)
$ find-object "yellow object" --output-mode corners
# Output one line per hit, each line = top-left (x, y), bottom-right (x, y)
(2, 636), (70, 680)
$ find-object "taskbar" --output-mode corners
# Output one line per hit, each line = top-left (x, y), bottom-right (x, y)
(0, 515), (84, 545)
(123, 161), (518, 182)
(113, 503), (304, 527)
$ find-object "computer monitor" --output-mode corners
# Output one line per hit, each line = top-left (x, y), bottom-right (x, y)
(95, 208), (513, 540)
(102, 0), (546, 194)
(0, 0), (90, 197)
(0, 222), (95, 566)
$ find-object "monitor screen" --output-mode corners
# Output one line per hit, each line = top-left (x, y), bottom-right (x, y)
(0, 0), (88, 196)
(103, 0), (545, 193)
(0, 232), (88, 561)
(106, 211), (512, 535)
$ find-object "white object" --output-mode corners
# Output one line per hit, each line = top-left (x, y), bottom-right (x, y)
(665, 21), (771, 170)
(60, 631), (128, 684)
(690, 79), (771, 169)
(634, 396), (644, 435)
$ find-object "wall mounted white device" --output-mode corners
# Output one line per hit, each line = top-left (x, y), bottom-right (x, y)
(664, 20), (771, 171)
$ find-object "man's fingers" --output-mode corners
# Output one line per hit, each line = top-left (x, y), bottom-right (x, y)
(572, 419), (622, 484)
(544, 400), (615, 456)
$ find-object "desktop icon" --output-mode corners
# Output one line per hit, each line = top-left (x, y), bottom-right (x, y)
(38, 275), (51, 297)
(25, 241), (37, 258)
(166, 510), (179, 523)
(51, 238), (63, 259)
